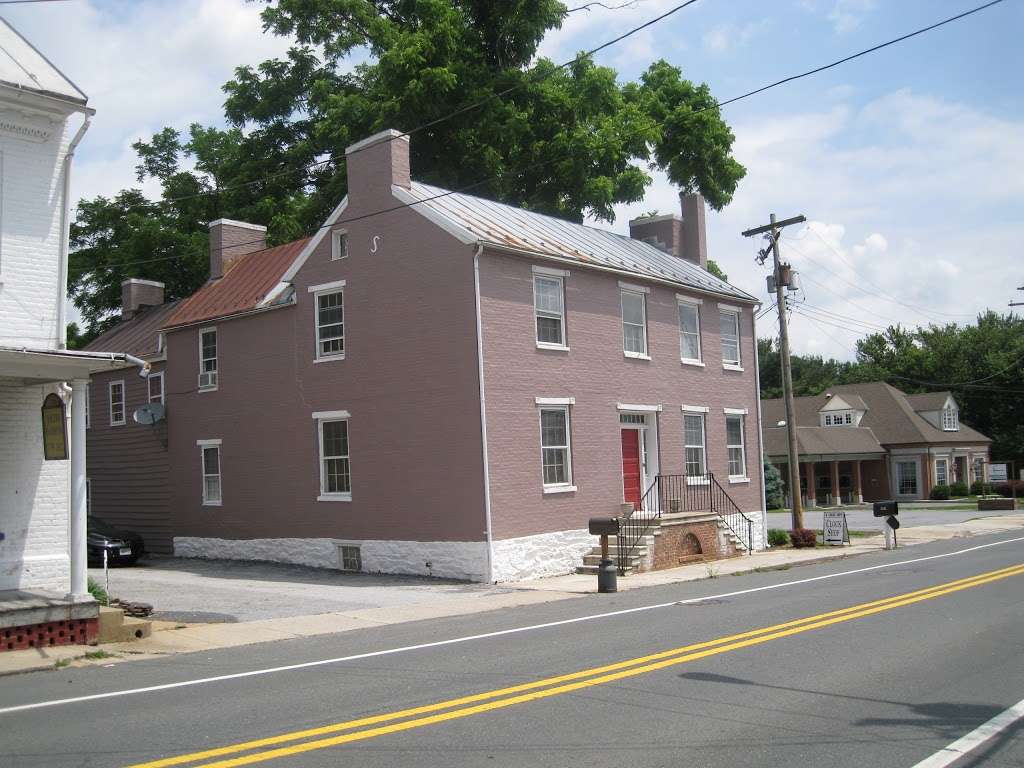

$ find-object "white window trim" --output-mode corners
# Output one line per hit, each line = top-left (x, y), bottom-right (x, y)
(148, 371), (165, 404)
(723, 407), (749, 415)
(109, 380), (126, 426)
(620, 288), (649, 359)
(616, 403), (662, 413)
(935, 456), (950, 485)
(198, 326), (218, 392)
(683, 411), (708, 482)
(725, 413), (747, 481)
(311, 281), (346, 363)
(331, 229), (348, 261)
(677, 296), (703, 365)
(535, 396), (575, 406)
(533, 273), (567, 350)
(681, 404), (710, 413)
(317, 415), (352, 502)
(198, 440), (222, 507)
(941, 407), (959, 431)
(538, 404), (574, 491)
(618, 280), (650, 294)
(719, 308), (742, 369)
(532, 264), (570, 277)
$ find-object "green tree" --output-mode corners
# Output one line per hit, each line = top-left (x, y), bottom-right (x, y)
(69, 0), (745, 332)
(764, 461), (784, 509)
(706, 259), (727, 281)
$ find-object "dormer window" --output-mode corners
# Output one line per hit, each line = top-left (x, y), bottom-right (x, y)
(822, 410), (856, 427)
(942, 407), (959, 431)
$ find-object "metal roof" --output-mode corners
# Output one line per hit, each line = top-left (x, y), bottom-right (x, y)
(0, 17), (87, 105)
(403, 181), (757, 302)
(84, 300), (181, 358)
(164, 238), (310, 329)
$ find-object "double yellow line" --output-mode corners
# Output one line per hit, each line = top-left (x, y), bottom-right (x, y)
(127, 562), (1024, 768)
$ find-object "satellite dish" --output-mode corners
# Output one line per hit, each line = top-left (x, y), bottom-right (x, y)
(133, 403), (165, 425)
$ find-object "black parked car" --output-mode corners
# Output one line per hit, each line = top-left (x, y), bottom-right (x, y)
(87, 516), (146, 566)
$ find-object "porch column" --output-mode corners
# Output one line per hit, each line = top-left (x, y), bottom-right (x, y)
(831, 460), (841, 506)
(806, 462), (816, 508)
(854, 460), (864, 503)
(68, 378), (89, 601)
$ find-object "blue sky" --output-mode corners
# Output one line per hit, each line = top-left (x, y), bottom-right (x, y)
(9, 0), (1023, 357)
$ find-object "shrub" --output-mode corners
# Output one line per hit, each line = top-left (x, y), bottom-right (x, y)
(950, 481), (969, 497)
(87, 577), (108, 605)
(764, 462), (785, 510)
(930, 484), (950, 501)
(970, 480), (988, 496)
(789, 528), (817, 548)
(767, 528), (789, 547)
(994, 480), (1024, 498)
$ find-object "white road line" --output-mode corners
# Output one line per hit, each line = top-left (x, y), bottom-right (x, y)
(1, 535), (1021, 716)
(910, 696), (1024, 767)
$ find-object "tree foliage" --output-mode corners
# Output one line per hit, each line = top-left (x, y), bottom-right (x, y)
(758, 311), (1024, 468)
(69, 0), (745, 330)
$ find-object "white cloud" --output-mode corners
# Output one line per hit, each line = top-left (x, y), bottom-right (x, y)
(537, 0), (682, 63)
(5, 0), (294, 203)
(827, 0), (876, 34)
(701, 21), (767, 54)
(593, 89), (1022, 360)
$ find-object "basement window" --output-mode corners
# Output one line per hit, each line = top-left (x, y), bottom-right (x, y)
(338, 545), (362, 572)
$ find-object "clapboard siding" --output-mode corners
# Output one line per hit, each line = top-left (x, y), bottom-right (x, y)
(87, 363), (172, 553)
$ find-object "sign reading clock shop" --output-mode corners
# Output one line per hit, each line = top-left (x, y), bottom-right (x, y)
(40, 393), (68, 461)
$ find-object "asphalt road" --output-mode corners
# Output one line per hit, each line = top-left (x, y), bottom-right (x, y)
(5, 532), (1024, 768)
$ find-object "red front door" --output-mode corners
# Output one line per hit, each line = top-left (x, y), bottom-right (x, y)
(621, 429), (642, 509)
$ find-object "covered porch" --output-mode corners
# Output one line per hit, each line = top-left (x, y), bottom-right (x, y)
(0, 347), (141, 649)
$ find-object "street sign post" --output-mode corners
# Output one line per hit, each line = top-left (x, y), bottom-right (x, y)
(822, 510), (849, 546)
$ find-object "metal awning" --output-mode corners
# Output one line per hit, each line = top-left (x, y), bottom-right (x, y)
(0, 346), (142, 384)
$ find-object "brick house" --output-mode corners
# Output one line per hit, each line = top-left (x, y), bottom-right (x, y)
(762, 382), (992, 505)
(86, 129), (767, 581)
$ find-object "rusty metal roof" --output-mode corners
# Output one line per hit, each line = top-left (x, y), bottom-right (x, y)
(84, 300), (181, 359)
(403, 181), (757, 302)
(164, 238), (311, 329)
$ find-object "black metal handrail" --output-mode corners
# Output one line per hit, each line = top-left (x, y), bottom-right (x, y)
(616, 473), (756, 573)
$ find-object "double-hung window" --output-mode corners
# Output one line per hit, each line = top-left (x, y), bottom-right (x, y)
(310, 280), (346, 361)
(942, 407), (959, 431)
(148, 372), (164, 404)
(537, 398), (574, 491)
(935, 458), (948, 486)
(973, 457), (985, 483)
(315, 411), (351, 501)
(683, 412), (707, 477)
(331, 230), (348, 260)
(620, 283), (649, 358)
(725, 412), (747, 479)
(198, 439), (222, 505)
(719, 307), (741, 368)
(533, 268), (567, 349)
(109, 380), (125, 426)
(677, 297), (702, 364)
(198, 328), (218, 390)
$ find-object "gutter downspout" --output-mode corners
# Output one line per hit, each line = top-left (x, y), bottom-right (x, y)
(752, 307), (768, 549)
(473, 244), (495, 582)
(57, 110), (93, 349)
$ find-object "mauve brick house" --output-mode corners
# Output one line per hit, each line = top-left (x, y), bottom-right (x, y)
(85, 129), (767, 581)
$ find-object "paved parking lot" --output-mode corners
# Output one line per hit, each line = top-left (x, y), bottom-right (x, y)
(89, 556), (512, 623)
(766, 504), (1013, 532)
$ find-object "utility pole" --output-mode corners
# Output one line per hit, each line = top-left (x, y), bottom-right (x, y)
(1010, 286), (1024, 308)
(743, 213), (806, 531)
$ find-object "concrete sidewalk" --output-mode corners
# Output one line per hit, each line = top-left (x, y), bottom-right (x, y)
(3, 514), (1023, 676)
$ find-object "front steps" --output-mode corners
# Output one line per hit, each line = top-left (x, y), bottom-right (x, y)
(576, 512), (749, 576)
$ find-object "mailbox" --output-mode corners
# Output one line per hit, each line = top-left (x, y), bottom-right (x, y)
(873, 500), (899, 518)
(887, 515), (900, 530)
(588, 517), (620, 536)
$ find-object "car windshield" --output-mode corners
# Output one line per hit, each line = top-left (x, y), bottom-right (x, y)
(88, 516), (122, 537)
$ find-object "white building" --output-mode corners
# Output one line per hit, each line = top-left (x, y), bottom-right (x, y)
(0, 18), (140, 644)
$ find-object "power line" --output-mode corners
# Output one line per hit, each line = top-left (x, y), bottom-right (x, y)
(82, 0), (1009, 276)
(797, 302), (893, 334)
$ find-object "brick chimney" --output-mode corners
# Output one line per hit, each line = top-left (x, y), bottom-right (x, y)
(680, 192), (708, 270)
(121, 278), (164, 320)
(628, 213), (683, 257)
(208, 219), (267, 280)
(344, 128), (411, 205)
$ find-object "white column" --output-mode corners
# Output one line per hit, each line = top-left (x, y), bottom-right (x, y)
(68, 378), (89, 600)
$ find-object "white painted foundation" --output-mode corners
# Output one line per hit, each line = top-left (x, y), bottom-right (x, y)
(490, 528), (594, 582)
